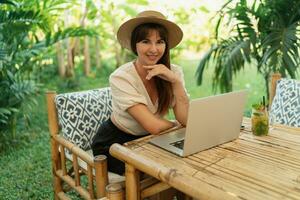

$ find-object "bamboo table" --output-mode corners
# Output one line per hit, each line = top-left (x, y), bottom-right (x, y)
(110, 118), (300, 200)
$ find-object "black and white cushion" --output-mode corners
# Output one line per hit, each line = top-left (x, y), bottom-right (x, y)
(55, 87), (112, 150)
(269, 78), (300, 127)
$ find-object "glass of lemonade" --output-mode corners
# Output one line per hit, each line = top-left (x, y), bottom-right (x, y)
(251, 104), (269, 136)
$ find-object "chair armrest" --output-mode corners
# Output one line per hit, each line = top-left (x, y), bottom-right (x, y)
(52, 134), (109, 198)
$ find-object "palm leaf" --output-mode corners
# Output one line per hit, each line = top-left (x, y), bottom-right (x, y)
(0, 0), (17, 6)
(45, 27), (98, 46)
(196, 36), (250, 92)
(195, 45), (217, 85)
(260, 22), (299, 75)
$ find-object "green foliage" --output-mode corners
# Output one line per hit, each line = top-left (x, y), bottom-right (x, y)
(0, 0), (97, 139)
(45, 27), (98, 46)
(196, 0), (300, 96)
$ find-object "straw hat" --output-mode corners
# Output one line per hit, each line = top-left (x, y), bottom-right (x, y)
(117, 10), (183, 50)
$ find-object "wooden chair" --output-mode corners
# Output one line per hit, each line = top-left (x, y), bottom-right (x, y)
(46, 87), (175, 200)
(268, 73), (300, 128)
(46, 88), (125, 200)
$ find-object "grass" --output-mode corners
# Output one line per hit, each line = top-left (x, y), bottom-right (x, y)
(178, 59), (265, 116)
(0, 59), (266, 199)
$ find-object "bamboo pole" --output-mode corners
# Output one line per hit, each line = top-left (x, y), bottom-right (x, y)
(46, 92), (59, 136)
(60, 146), (67, 176)
(55, 135), (75, 150)
(55, 135), (94, 165)
(87, 165), (95, 199)
(125, 163), (140, 200)
(94, 155), (108, 198)
(141, 182), (170, 199)
(106, 183), (124, 200)
(57, 192), (72, 200)
(269, 73), (281, 109)
(72, 154), (80, 186)
(56, 170), (90, 199)
(53, 139), (63, 200)
(46, 92), (63, 198)
(140, 176), (160, 190)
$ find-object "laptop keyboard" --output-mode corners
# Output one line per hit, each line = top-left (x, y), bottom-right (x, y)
(170, 139), (184, 150)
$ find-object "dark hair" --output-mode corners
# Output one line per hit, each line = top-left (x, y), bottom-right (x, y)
(131, 23), (173, 115)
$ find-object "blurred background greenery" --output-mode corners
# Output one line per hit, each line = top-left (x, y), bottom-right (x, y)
(0, 0), (299, 199)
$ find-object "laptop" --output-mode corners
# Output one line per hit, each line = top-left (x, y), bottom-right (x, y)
(149, 90), (247, 157)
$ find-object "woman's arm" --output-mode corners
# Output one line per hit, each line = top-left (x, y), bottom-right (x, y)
(143, 64), (189, 126)
(172, 80), (189, 126)
(127, 104), (174, 135)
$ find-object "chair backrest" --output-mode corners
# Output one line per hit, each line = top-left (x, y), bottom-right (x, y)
(55, 87), (112, 150)
(269, 73), (282, 108)
(269, 75), (300, 127)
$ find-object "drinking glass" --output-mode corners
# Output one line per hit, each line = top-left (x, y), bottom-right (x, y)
(251, 108), (269, 136)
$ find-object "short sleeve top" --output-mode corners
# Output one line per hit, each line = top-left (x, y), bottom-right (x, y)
(109, 61), (187, 135)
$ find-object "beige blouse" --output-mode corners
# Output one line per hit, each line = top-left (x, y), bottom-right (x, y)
(109, 61), (187, 136)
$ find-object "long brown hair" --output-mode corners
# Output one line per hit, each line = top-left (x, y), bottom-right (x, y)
(131, 23), (173, 115)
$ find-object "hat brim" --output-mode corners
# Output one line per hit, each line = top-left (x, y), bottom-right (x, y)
(117, 17), (183, 50)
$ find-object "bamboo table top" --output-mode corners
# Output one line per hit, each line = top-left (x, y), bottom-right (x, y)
(110, 118), (300, 200)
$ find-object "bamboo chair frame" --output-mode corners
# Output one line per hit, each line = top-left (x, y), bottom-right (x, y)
(46, 90), (171, 200)
(269, 72), (282, 109)
(46, 91), (124, 200)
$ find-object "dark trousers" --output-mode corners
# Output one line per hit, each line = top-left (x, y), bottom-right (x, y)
(91, 118), (145, 175)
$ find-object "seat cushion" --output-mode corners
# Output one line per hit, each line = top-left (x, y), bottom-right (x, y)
(269, 78), (300, 127)
(55, 88), (112, 150)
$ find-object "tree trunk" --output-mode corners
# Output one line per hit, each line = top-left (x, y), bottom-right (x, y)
(64, 10), (74, 77)
(95, 37), (102, 69)
(66, 38), (75, 77)
(82, 3), (90, 75)
(56, 42), (65, 77)
(84, 36), (90, 76)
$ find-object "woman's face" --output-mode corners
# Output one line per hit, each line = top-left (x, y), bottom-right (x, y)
(136, 29), (166, 66)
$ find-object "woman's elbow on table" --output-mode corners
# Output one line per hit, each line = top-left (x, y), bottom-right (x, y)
(144, 125), (162, 135)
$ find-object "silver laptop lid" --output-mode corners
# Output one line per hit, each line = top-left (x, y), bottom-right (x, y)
(182, 90), (247, 156)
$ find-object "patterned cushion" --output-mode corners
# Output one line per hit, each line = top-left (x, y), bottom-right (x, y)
(269, 78), (300, 127)
(55, 87), (112, 150)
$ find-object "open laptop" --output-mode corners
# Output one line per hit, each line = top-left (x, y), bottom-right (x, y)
(149, 90), (247, 157)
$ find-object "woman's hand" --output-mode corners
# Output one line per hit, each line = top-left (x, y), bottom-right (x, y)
(143, 64), (180, 83)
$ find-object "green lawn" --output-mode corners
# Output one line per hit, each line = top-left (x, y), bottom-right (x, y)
(0, 59), (266, 199)
(178, 59), (265, 116)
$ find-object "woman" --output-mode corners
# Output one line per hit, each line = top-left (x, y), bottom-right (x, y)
(92, 10), (189, 175)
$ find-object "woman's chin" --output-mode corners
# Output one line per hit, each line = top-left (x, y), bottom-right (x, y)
(145, 60), (158, 65)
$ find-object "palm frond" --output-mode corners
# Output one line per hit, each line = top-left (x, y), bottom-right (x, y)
(260, 22), (299, 75)
(45, 27), (98, 46)
(195, 45), (217, 85)
(197, 0), (300, 98)
(0, 48), (7, 61)
(0, 0), (17, 6)
(0, 10), (38, 24)
(212, 38), (250, 91)
(197, 36), (250, 92)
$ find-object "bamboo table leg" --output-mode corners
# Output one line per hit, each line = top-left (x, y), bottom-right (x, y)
(125, 163), (140, 200)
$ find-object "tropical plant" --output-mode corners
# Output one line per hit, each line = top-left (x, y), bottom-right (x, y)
(0, 0), (97, 138)
(196, 0), (300, 97)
